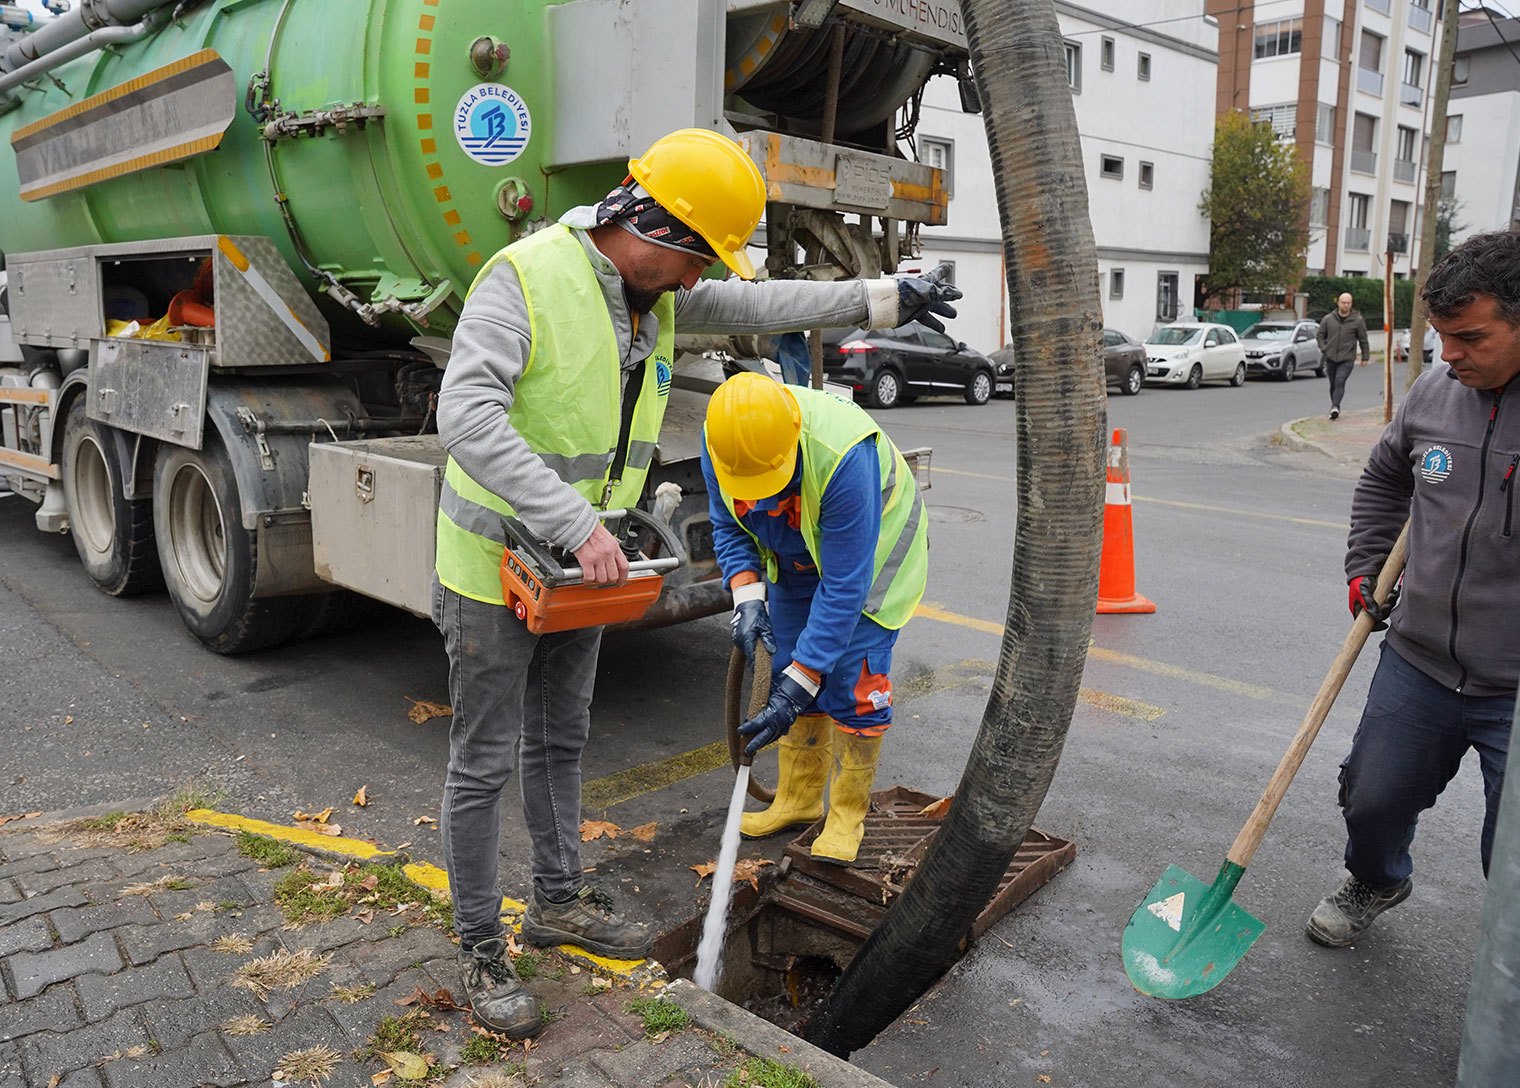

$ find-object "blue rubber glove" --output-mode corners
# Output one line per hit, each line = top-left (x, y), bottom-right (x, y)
(896, 265), (964, 334)
(738, 667), (817, 756)
(731, 599), (777, 661)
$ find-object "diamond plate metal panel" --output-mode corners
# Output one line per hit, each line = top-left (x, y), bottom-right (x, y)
(88, 338), (209, 448)
(214, 235), (331, 368)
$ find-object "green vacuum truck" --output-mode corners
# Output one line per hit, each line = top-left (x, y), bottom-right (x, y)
(0, 0), (963, 652)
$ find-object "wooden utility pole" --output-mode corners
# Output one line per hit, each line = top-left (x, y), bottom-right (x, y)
(1406, 0), (1462, 391)
(1384, 250), (1394, 423)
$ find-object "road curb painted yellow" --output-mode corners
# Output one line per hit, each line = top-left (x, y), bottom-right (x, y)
(185, 809), (666, 986)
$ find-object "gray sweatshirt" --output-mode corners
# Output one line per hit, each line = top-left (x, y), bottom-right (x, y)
(1345, 366), (1520, 695)
(437, 206), (900, 555)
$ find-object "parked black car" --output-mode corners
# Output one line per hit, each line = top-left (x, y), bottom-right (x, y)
(988, 327), (1146, 397)
(822, 323), (997, 408)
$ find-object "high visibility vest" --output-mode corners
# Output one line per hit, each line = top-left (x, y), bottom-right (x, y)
(715, 386), (929, 630)
(435, 224), (676, 603)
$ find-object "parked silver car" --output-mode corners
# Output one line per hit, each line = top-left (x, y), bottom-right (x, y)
(1240, 319), (1324, 381)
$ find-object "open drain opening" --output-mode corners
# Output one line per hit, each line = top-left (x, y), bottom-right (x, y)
(653, 788), (1077, 1033)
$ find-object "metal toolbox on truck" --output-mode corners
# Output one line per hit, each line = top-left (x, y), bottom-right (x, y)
(308, 435), (448, 617)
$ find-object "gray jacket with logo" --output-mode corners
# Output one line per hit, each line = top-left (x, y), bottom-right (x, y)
(1345, 366), (1520, 695)
(1317, 309), (1370, 364)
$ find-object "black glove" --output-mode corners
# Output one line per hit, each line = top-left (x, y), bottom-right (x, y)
(896, 265), (963, 334)
(731, 598), (776, 661)
(738, 668), (816, 756)
(1349, 575), (1400, 632)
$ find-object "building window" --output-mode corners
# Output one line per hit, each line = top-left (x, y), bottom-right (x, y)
(1316, 103), (1336, 144)
(1254, 17), (1303, 59)
(1351, 113), (1378, 174)
(1360, 29), (1384, 71)
(1349, 193), (1370, 229)
(1064, 41), (1081, 92)
(1447, 114), (1463, 143)
(1101, 36), (1115, 71)
(935, 260), (956, 286)
(1310, 187), (1330, 229)
(1396, 125), (1417, 162)
(1110, 268), (1125, 299)
(1403, 50), (1423, 87)
(1252, 104), (1297, 141)
(921, 137), (954, 196)
(1442, 170), (1457, 199)
(1100, 154), (1124, 179)
(1323, 16), (1342, 60)
(1366, 0), (1390, 14)
(1453, 57), (1470, 86)
(1138, 161), (1154, 190)
(1137, 52), (1151, 81)
(1157, 272), (1180, 322)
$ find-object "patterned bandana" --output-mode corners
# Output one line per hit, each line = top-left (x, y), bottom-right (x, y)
(595, 182), (717, 260)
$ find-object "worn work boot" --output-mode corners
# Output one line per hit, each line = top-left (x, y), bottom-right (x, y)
(811, 729), (884, 865)
(457, 937), (541, 1038)
(522, 885), (653, 959)
(741, 713), (831, 839)
(1305, 875), (1413, 947)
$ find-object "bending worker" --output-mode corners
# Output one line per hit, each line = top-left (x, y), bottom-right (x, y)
(432, 127), (961, 1037)
(704, 373), (933, 865)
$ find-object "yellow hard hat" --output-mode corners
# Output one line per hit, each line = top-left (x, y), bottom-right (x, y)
(705, 373), (801, 500)
(629, 129), (766, 280)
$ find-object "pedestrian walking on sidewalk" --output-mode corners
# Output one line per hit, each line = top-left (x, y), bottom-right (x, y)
(703, 374), (932, 864)
(431, 128), (958, 1036)
(1317, 293), (1371, 420)
(1307, 231), (1520, 949)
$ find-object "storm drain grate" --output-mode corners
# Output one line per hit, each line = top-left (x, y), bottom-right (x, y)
(775, 786), (1075, 941)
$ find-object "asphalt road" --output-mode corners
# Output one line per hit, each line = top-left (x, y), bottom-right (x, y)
(0, 362), (1491, 1087)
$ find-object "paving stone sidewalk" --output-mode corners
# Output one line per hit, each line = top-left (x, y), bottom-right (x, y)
(0, 805), (892, 1088)
(1279, 404), (1393, 469)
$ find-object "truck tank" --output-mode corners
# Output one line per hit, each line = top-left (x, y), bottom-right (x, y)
(0, 0), (961, 652)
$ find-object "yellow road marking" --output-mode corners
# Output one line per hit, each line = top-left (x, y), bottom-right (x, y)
(184, 810), (661, 983)
(583, 741), (733, 811)
(912, 601), (1296, 705)
(932, 467), (1347, 530)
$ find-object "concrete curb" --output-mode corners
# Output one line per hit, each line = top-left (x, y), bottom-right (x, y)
(0, 795), (167, 830)
(665, 978), (899, 1088)
(1277, 418), (1320, 456)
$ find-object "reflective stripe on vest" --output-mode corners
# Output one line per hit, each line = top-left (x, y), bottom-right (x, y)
(716, 385), (928, 630)
(435, 224), (676, 603)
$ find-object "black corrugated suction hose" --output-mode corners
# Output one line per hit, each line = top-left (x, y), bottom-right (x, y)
(725, 644), (776, 804)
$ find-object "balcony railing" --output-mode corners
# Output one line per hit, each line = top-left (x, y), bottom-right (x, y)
(1387, 232), (1409, 254)
(1409, 4), (1433, 33)
(1401, 82), (1424, 108)
(1366, 0), (1391, 12)
(1351, 149), (1378, 174)
(1357, 67), (1384, 95)
(1346, 227), (1371, 252)
(1394, 158), (1417, 183)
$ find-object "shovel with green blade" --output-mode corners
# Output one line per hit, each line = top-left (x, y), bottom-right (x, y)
(1122, 523), (1409, 999)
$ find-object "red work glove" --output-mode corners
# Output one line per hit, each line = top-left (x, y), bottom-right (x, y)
(1348, 575), (1399, 631)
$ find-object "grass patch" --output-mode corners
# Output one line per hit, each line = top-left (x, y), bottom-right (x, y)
(119, 875), (196, 898)
(221, 1014), (269, 1036)
(76, 811), (131, 831)
(460, 1032), (517, 1065)
(511, 950), (540, 980)
(211, 935), (253, 955)
(235, 830), (302, 868)
(158, 782), (225, 817)
(624, 995), (690, 1038)
(723, 1057), (822, 1088)
(165, 831), (191, 844)
(275, 1044), (342, 1086)
(356, 1011), (427, 1062)
(463, 1071), (526, 1088)
(330, 982), (376, 1003)
(274, 861), (452, 931)
(233, 948), (332, 997)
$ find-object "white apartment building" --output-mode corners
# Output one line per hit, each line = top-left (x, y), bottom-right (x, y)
(912, 2), (1219, 348)
(1445, 12), (1520, 242)
(1215, 0), (1443, 279)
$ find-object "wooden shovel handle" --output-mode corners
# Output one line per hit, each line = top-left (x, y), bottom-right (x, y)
(1226, 522), (1410, 869)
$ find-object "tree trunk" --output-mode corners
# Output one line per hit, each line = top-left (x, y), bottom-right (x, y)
(1406, 0), (1461, 391)
(803, 0), (1106, 1059)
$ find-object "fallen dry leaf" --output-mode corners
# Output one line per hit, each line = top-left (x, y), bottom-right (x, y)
(0, 811), (41, 828)
(405, 698), (452, 724)
(579, 819), (620, 842)
(626, 821), (658, 842)
(353, 786), (370, 807)
(370, 1071), (393, 1086)
(918, 796), (953, 819)
(378, 1051), (431, 1081)
(1038, 1077), (1051, 1084)
(314, 823), (343, 837)
(413, 815), (436, 826)
(292, 807), (334, 824)
(690, 861), (718, 884)
(354, 910), (375, 925)
(359, 874), (379, 892)
(731, 857), (775, 892)
(48, 1076), (60, 1088)
(505, 932), (522, 955)
(309, 871), (345, 894)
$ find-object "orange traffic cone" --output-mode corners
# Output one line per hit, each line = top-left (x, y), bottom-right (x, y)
(1097, 428), (1155, 614)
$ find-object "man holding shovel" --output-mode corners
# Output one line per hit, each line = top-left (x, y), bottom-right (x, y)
(1307, 231), (1520, 948)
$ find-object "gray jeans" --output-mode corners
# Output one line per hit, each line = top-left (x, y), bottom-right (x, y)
(431, 576), (603, 944)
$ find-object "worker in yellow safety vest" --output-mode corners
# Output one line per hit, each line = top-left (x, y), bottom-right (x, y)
(430, 127), (961, 1037)
(703, 374), (930, 867)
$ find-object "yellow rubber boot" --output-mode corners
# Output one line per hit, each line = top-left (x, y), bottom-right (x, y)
(740, 714), (830, 839)
(811, 730), (884, 865)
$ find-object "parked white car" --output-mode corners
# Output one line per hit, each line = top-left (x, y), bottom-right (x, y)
(1144, 323), (1248, 389)
(1394, 325), (1441, 363)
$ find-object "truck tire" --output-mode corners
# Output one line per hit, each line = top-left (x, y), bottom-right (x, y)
(153, 433), (304, 654)
(61, 398), (163, 596)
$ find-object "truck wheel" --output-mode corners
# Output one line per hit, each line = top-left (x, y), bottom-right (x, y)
(61, 398), (163, 596)
(154, 433), (303, 654)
